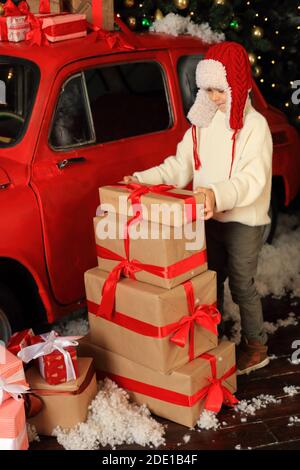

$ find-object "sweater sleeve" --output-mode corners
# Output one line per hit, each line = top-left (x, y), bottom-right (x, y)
(207, 116), (273, 213)
(133, 128), (194, 188)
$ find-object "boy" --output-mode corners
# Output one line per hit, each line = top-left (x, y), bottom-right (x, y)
(124, 42), (273, 375)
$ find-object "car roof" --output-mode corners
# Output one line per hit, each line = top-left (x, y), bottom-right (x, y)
(0, 31), (208, 72)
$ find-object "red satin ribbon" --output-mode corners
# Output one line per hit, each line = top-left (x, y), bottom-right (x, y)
(96, 355), (237, 411)
(169, 281), (221, 361)
(3, 0), (22, 16)
(112, 182), (197, 223)
(88, 299), (218, 339)
(39, 0), (50, 14)
(196, 353), (239, 412)
(96, 244), (207, 319)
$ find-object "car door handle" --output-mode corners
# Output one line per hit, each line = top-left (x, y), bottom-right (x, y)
(56, 156), (87, 170)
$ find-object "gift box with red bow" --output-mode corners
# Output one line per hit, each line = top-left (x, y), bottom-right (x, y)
(18, 331), (79, 385)
(85, 267), (219, 373)
(32, 12), (87, 43)
(7, 329), (34, 356)
(79, 337), (237, 428)
(0, 0), (31, 42)
(96, 183), (207, 290)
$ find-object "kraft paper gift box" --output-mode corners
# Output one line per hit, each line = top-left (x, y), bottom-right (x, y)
(85, 267), (219, 373)
(27, 0), (62, 14)
(26, 357), (97, 436)
(0, 398), (29, 450)
(78, 338), (237, 428)
(62, 0), (114, 30)
(0, 344), (28, 405)
(99, 183), (206, 228)
(94, 210), (207, 290)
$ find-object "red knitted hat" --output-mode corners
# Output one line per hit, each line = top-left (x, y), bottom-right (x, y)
(188, 41), (252, 131)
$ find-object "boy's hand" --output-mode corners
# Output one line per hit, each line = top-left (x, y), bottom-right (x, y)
(123, 175), (139, 184)
(194, 187), (216, 220)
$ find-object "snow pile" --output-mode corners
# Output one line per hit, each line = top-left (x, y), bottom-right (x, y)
(53, 378), (165, 450)
(54, 317), (89, 337)
(288, 416), (300, 427)
(264, 312), (298, 334)
(283, 385), (300, 397)
(234, 394), (281, 416)
(256, 214), (300, 298)
(26, 423), (39, 443)
(150, 13), (225, 43)
(197, 410), (220, 431)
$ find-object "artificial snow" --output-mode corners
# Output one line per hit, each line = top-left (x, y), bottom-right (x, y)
(264, 312), (298, 334)
(197, 410), (220, 431)
(52, 378), (165, 450)
(234, 395), (281, 416)
(54, 316), (89, 337)
(150, 13), (224, 44)
(182, 434), (191, 444)
(283, 385), (300, 397)
(27, 423), (40, 443)
(287, 416), (300, 427)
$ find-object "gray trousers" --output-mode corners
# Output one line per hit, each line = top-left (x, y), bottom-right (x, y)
(205, 219), (268, 345)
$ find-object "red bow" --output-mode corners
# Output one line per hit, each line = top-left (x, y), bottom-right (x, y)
(25, 13), (49, 46)
(198, 353), (239, 412)
(3, 0), (29, 16)
(170, 281), (221, 361)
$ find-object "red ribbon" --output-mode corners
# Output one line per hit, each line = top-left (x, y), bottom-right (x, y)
(25, 13), (49, 45)
(196, 353), (239, 412)
(96, 245), (207, 319)
(88, 299), (218, 339)
(3, 0), (22, 16)
(169, 281), (221, 361)
(112, 182), (198, 223)
(192, 124), (201, 170)
(96, 354), (237, 411)
(38, 0), (50, 14)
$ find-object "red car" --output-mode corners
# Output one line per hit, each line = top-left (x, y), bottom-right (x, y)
(0, 28), (299, 342)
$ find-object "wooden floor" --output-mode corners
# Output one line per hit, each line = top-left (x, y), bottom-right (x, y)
(30, 292), (300, 451)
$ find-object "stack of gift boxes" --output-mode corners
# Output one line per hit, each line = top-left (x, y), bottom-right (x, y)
(80, 183), (238, 428)
(2, 330), (98, 439)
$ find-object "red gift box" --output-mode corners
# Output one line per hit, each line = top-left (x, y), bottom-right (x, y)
(7, 329), (34, 356)
(31, 334), (78, 385)
(35, 12), (87, 43)
(18, 331), (79, 385)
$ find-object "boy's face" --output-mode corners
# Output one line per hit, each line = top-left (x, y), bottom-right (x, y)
(206, 88), (227, 113)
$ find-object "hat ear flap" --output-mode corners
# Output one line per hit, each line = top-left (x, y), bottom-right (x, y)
(187, 89), (218, 128)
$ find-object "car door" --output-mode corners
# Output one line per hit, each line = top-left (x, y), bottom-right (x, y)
(31, 51), (184, 305)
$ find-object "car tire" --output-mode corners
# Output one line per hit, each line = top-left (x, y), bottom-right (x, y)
(262, 189), (279, 245)
(0, 283), (25, 344)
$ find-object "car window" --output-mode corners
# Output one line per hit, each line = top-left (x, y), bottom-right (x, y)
(0, 58), (39, 147)
(49, 73), (95, 149)
(177, 54), (204, 116)
(83, 61), (172, 143)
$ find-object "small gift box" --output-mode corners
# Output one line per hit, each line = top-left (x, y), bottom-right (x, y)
(0, 398), (29, 450)
(6, 15), (31, 42)
(26, 357), (97, 436)
(18, 331), (79, 385)
(0, 344), (29, 405)
(36, 12), (87, 42)
(7, 329), (34, 356)
(79, 338), (238, 428)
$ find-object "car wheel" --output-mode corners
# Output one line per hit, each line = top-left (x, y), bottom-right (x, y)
(0, 283), (25, 344)
(262, 190), (278, 245)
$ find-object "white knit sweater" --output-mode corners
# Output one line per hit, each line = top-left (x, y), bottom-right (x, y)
(133, 101), (273, 226)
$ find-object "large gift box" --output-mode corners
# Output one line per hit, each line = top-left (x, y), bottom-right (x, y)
(0, 398), (28, 450)
(26, 357), (97, 436)
(0, 344), (28, 404)
(85, 267), (219, 373)
(94, 210), (207, 290)
(99, 183), (206, 227)
(79, 337), (237, 428)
